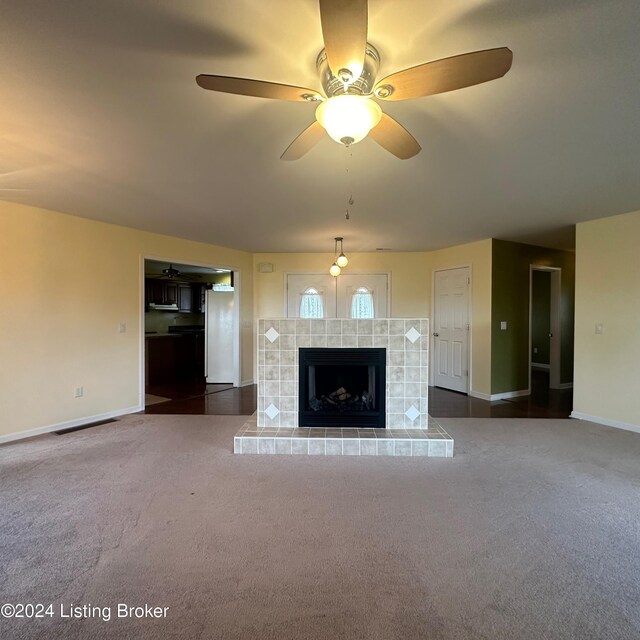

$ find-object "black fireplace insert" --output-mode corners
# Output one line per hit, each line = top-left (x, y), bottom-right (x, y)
(298, 348), (386, 428)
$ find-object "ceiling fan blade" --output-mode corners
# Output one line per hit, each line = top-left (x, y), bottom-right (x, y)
(281, 121), (326, 161)
(319, 0), (368, 82)
(196, 75), (322, 102)
(374, 47), (513, 101)
(368, 113), (421, 160)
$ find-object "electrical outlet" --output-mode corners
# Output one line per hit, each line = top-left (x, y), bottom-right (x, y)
(74, 386), (84, 398)
(500, 321), (507, 331)
(119, 322), (127, 333)
(533, 347), (538, 354)
(595, 323), (603, 334)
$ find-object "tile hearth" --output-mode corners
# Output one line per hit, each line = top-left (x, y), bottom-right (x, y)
(234, 414), (454, 457)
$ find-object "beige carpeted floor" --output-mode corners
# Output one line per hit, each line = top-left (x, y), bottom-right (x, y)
(1, 414), (639, 639)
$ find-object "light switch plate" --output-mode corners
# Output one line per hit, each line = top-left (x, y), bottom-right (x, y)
(500, 321), (507, 330)
(595, 323), (603, 334)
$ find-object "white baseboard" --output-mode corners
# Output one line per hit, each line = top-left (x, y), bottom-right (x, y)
(531, 362), (550, 369)
(0, 405), (142, 445)
(557, 382), (574, 390)
(240, 379), (255, 387)
(470, 389), (530, 402)
(570, 411), (640, 435)
(469, 390), (491, 400)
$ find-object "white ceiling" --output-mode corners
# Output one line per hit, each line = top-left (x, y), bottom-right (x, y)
(1, 0), (639, 253)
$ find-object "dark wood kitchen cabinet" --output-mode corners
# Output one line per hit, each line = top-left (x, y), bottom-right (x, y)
(164, 282), (178, 305)
(145, 279), (178, 307)
(145, 334), (205, 386)
(177, 284), (192, 312)
(191, 283), (207, 312)
(145, 279), (161, 306)
(145, 279), (207, 312)
(145, 335), (181, 385)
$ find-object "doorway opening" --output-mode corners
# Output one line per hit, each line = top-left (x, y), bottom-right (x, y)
(141, 258), (240, 409)
(529, 266), (561, 391)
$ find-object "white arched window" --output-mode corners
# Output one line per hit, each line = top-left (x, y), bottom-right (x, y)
(300, 287), (324, 318)
(351, 287), (374, 319)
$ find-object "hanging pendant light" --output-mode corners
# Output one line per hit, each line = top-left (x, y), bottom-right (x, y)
(336, 236), (349, 268)
(329, 237), (348, 276)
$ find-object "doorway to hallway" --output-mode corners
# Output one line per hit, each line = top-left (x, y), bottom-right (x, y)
(529, 266), (561, 389)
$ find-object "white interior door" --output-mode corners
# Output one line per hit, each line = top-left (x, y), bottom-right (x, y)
(206, 290), (235, 383)
(337, 274), (388, 318)
(286, 274), (336, 318)
(433, 267), (470, 392)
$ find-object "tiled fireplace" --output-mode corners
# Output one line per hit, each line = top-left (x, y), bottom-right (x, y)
(298, 347), (387, 428)
(257, 318), (430, 429)
(234, 318), (453, 457)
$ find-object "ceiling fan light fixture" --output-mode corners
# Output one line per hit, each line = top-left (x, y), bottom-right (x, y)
(316, 95), (382, 145)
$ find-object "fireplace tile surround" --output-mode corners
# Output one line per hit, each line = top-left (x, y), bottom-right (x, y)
(257, 318), (430, 429)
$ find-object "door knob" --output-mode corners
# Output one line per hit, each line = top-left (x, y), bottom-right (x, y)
(433, 332), (439, 337)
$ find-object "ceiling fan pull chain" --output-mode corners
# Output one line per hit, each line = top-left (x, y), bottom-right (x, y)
(345, 147), (354, 220)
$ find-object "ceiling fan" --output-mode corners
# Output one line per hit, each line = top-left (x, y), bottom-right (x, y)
(151, 264), (199, 281)
(196, 0), (512, 160)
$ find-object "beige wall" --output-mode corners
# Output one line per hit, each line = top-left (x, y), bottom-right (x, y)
(253, 238), (492, 396)
(253, 251), (430, 319)
(0, 199), (499, 440)
(423, 240), (493, 396)
(0, 201), (253, 440)
(573, 210), (640, 429)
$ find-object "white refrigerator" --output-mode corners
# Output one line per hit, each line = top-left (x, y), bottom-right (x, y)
(205, 289), (235, 384)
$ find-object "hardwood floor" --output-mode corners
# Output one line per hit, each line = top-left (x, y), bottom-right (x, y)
(143, 369), (572, 419)
(143, 383), (256, 416)
(145, 381), (233, 401)
(429, 369), (572, 418)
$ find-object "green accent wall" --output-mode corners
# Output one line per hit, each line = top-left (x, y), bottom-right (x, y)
(491, 239), (575, 394)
